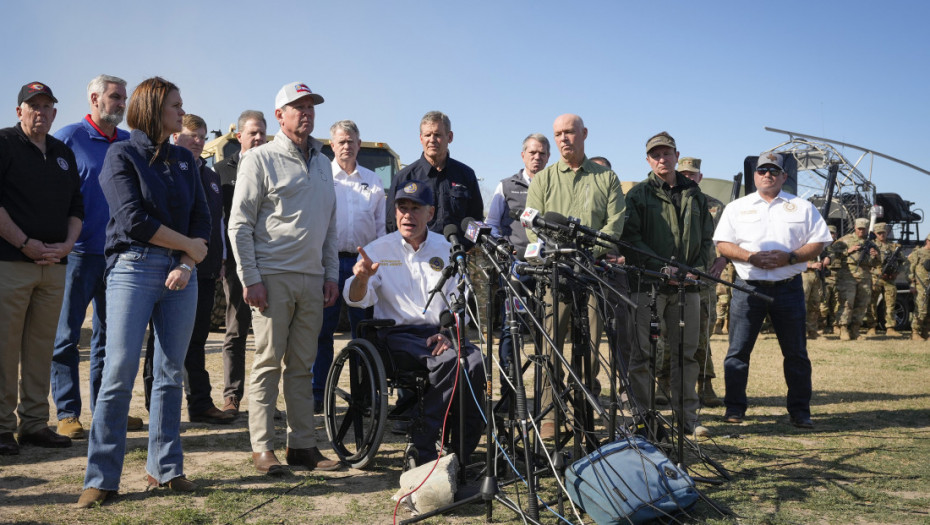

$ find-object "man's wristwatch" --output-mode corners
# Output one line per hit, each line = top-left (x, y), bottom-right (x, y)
(788, 252), (799, 265)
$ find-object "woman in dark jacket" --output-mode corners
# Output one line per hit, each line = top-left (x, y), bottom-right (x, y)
(78, 77), (211, 507)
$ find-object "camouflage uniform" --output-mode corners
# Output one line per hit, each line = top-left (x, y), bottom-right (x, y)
(819, 245), (840, 333)
(907, 243), (930, 340)
(714, 261), (734, 333)
(830, 229), (881, 340)
(865, 233), (902, 334)
(801, 266), (822, 337)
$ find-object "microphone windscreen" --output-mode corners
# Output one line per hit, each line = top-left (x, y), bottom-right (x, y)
(443, 223), (460, 242)
(543, 211), (569, 226)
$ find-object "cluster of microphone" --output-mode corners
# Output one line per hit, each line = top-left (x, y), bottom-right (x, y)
(436, 209), (625, 284)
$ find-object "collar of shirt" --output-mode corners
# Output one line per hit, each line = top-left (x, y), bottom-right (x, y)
(331, 158), (359, 179)
(83, 114), (118, 143)
(519, 169), (532, 184)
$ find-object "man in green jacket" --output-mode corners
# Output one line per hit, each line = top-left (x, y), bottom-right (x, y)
(524, 113), (626, 440)
(621, 131), (715, 439)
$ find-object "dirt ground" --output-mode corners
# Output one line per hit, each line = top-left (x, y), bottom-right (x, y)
(0, 315), (436, 524)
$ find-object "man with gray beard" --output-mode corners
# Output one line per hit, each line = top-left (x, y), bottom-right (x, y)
(49, 75), (140, 440)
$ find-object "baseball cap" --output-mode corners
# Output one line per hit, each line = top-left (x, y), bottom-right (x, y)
(828, 225), (837, 234)
(873, 222), (888, 233)
(854, 218), (869, 229)
(646, 131), (676, 153)
(18, 82), (58, 105)
(274, 82), (324, 110)
(757, 151), (786, 171)
(394, 180), (434, 206)
(678, 157), (701, 173)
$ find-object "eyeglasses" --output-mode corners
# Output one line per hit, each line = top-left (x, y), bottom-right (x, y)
(756, 167), (784, 175)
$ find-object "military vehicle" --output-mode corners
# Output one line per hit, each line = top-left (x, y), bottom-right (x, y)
(204, 125), (402, 330)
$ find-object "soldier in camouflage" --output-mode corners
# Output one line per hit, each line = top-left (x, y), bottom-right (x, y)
(819, 226), (840, 334)
(907, 234), (930, 341)
(829, 218), (881, 340)
(801, 256), (828, 339)
(714, 261), (734, 334)
(865, 222), (903, 337)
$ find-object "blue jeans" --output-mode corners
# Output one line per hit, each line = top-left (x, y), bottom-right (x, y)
(51, 252), (107, 419)
(724, 275), (812, 419)
(313, 255), (370, 403)
(84, 247), (198, 490)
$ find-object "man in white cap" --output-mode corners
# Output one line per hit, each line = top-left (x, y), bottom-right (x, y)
(829, 217), (880, 340)
(714, 151), (832, 429)
(229, 82), (341, 475)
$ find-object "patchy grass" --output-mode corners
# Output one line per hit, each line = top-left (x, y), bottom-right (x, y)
(1, 330), (928, 524)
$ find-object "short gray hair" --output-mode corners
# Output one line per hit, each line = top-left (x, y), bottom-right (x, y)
(86, 74), (127, 106)
(237, 110), (266, 132)
(330, 119), (360, 140)
(420, 111), (451, 134)
(522, 133), (550, 154)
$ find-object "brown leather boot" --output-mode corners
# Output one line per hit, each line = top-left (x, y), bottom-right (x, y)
(713, 319), (724, 335)
(839, 327), (851, 341)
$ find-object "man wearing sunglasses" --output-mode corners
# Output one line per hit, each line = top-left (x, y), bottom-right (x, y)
(713, 152), (832, 429)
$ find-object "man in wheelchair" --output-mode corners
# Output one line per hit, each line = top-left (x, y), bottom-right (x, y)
(344, 180), (486, 465)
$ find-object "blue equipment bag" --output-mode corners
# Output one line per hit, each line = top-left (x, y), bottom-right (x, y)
(565, 436), (699, 524)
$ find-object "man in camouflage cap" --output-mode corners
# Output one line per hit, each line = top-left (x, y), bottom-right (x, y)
(907, 234), (930, 341)
(864, 222), (903, 337)
(828, 218), (880, 340)
(663, 156), (723, 407)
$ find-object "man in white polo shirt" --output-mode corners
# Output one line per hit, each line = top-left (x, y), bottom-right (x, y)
(713, 151), (832, 429)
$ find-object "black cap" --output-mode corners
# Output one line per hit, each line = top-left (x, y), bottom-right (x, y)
(18, 82), (58, 105)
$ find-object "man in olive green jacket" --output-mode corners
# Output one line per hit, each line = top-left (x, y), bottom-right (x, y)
(620, 131), (715, 439)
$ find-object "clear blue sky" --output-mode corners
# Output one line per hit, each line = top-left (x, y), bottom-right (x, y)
(5, 1), (928, 224)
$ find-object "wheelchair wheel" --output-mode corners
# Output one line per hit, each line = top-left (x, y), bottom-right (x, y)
(324, 339), (388, 469)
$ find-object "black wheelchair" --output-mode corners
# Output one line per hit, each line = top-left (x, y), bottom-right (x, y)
(322, 319), (430, 469)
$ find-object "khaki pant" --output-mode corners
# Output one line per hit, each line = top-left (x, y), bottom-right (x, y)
(248, 272), (324, 452)
(539, 291), (602, 423)
(0, 261), (66, 434)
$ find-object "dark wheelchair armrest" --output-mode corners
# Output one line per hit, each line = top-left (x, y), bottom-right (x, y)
(356, 319), (396, 341)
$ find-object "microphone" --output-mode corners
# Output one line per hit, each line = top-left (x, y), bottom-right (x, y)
(525, 240), (575, 265)
(546, 211), (622, 245)
(422, 264), (456, 313)
(462, 217), (513, 258)
(443, 223), (467, 268)
(520, 208), (573, 238)
(512, 262), (550, 277)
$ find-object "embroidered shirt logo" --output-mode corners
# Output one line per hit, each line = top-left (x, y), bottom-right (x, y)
(429, 257), (444, 271)
(211, 182), (220, 194)
(179, 161), (189, 171)
(56, 157), (69, 171)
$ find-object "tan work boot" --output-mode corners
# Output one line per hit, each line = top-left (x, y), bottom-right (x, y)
(57, 417), (85, 439)
(886, 328), (901, 337)
(865, 327), (877, 337)
(839, 327), (851, 341)
(713, 319), (725, 335)
(912, 332), (926, 341)
(698, 378), (722, 408)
